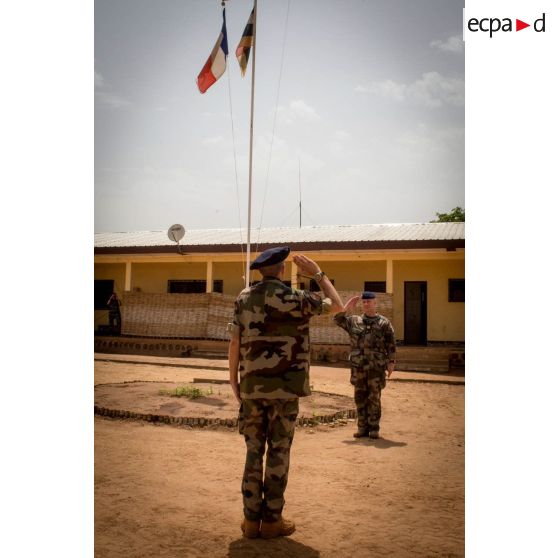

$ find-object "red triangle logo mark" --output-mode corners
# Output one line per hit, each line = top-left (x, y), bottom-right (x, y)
(516, 19), (530, 31)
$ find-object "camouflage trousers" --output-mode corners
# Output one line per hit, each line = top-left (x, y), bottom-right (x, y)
(238, 398), (299, 522)
(108, 311), (121, 328)
(352, 367), (386, 434)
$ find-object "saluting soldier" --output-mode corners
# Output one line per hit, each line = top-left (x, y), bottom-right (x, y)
(334, 291), (396, 439)
(106, 291), (121, 334)
(228, 247), (343, 539)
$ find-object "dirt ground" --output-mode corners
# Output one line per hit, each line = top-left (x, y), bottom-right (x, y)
(95, 356), (464, 557)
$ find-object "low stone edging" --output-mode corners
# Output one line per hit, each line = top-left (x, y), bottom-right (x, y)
(93, 402), (357, 429)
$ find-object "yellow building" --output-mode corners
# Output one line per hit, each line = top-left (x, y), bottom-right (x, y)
(94, 222), (464, 346)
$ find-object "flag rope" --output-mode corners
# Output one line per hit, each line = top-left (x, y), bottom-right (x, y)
(254, 0), (292, 254)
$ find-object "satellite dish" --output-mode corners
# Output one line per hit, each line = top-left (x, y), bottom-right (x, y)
(167, 224), (185, 243)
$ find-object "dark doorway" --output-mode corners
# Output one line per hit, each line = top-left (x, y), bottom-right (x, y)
(404, 281), (427, 345)
(94, 279), (114, 310)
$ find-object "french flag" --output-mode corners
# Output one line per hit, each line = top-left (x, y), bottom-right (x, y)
(197, 9), (229, 94)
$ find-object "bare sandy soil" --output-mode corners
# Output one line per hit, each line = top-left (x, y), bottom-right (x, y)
(95, 358), (464, 557)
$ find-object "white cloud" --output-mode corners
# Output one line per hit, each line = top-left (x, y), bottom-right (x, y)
(277, 99), (321, 124)
(202, 135), (224, 146)
(253, 133), (325, 177)
(430, 34), (464, 54)
(408, 72), (464, 107)
(94, 70), (105, 89)
(95, 69), (131, 108)
(290, 100), (321, 121)
(356, 72), (464, 108)
(333, 130), (351, 142)
(96, 92), (131, 108)
(328, 130), (352, 157)
(369, 80), (407, 102)
(398, 124), (464, 154)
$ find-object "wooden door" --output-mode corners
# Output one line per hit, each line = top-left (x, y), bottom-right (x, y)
(404, 281), (427, 345)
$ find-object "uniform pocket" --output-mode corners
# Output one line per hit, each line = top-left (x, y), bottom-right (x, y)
(349, 350), (365, 367)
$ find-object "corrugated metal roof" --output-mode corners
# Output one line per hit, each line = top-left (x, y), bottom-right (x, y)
(95, 223), (464, 248)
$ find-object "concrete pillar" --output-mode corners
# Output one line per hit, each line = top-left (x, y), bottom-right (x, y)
(290, 262), (298, 289)
(125, 261), (132, 292)
(206, 260), (213, 293)
(386, 259), (393, 294)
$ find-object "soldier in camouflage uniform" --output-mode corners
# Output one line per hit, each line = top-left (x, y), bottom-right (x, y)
(107, 292), (121, 334)
(229, 246), (343, 539)
(334, 291), (396, 439)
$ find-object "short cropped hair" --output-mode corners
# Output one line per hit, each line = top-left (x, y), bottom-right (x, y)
(258, 262), (284, 277)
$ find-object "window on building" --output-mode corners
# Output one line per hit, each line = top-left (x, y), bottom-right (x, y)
(448, 279), (465, 302)
(364, 281), (386, 293)
(168, 280), (206, 293)
(94, 279), (114, 310)
(168, 280), (203, 293)
(168, 279), (224, 293)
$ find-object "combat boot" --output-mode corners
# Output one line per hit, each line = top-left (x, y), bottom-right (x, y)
(260, 517), (296, 539)
(240, 518), (261, 539)
(353, 428), (369, 438)
(368, 430), (380, 439)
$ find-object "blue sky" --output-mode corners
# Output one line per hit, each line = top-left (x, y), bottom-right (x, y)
(95, 0), (464, 233)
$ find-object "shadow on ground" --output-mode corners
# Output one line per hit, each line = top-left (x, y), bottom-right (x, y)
(228, 537), (320, 557)
(342, 438), (407, 449)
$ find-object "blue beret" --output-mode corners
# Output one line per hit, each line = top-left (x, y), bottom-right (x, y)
(250, 246), (290, 270)
(362, 291), (376, 299)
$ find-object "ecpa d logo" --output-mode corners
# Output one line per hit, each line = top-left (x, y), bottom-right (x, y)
(467, 13), (546, 38)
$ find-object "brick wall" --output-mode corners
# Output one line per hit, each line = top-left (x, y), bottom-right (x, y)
(118, 291), (393, 344)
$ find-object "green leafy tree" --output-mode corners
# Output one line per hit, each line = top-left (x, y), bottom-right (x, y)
(431, 206), (465, 222)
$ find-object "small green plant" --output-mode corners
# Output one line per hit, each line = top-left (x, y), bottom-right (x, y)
(159, 385), (213, 399)
(311, 398), (317, 417)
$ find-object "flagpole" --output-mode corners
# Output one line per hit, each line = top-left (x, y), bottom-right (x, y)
(245, 0), (257, 289)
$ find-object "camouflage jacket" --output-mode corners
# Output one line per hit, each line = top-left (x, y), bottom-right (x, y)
(230, 276), (332, 399)
(107, 296), (120, 314)
(334, 312), (396, 370)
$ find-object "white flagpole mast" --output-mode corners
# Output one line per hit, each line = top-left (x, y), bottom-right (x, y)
(245, 0), (257, 289)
